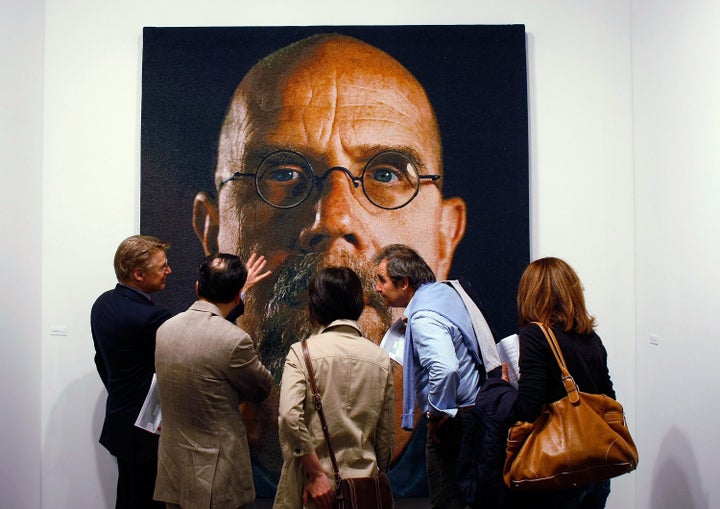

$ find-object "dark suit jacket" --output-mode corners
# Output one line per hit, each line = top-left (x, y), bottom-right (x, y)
(91, 283), (172, 461)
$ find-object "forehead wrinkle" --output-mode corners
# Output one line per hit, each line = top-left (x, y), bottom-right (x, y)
(343, 82), (425, 120)
(328, 80), (438, 165)
(302, 69), (339, 152)
(337, 73), (441, 156)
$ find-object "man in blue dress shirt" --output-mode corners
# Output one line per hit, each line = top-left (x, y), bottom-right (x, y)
(374, 243), (484, 509)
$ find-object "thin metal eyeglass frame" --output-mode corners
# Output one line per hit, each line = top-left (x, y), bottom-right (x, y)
(218, 150), (441, 210)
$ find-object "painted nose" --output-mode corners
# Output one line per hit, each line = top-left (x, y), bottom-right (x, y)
(298, 170), (368, 253)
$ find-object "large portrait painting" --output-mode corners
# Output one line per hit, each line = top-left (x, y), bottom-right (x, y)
(141, 25), (529, 497)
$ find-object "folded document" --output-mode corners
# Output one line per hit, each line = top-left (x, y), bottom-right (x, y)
(134, 374), (162, 435)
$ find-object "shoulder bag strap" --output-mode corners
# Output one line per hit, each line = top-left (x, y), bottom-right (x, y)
(301, 339), (344, 494)
(532, 322), (581, 404)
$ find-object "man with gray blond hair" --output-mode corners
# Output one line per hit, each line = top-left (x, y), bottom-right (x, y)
(91, 234), (173, 509)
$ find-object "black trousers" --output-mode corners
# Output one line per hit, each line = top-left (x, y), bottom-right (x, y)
(507, 479), (611, 509)
(116, 456), (164, 509)
(426, 412), (473, 509)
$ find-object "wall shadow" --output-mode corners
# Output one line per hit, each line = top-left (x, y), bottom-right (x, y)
(43, 372), (115, 508)
(650, 426), (708, 509)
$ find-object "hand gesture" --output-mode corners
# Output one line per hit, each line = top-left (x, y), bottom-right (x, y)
(242, 253), (272, 295)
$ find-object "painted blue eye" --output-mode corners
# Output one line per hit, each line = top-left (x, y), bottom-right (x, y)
(264, 167), (303, 183)
(367, 166), (401, 184)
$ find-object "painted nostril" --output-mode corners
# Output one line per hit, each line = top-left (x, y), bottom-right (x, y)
(306, 233), (359, 250)
(308, 236), (324, 249)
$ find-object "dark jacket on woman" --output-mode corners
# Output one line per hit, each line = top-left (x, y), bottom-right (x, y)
(514, 322), (614, 423)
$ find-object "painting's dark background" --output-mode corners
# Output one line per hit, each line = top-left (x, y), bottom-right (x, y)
(141, 25), (529, 497)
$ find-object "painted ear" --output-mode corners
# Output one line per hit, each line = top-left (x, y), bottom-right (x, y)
(193, 192), (219, 255)
(436, 196), (467, 279)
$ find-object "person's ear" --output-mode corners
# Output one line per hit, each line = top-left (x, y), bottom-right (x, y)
(193, 192), (219, 255)
(132, 268), (145, 283)
(437, 196), (467, 279)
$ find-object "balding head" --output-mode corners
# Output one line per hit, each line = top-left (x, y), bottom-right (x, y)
(214, 34), (443, 189)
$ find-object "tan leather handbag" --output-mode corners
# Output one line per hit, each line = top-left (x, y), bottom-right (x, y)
(503, 323), (638, 491)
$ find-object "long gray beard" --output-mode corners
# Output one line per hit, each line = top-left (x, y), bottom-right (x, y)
(243, 252), (393, 383)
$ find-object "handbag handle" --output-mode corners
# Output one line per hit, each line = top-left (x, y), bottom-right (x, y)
(532, 322), (581, 404)
(301, 339), (345, 497)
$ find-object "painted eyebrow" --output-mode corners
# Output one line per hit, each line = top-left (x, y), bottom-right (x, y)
(238, 145), (287, 170)
(240, 143), (433, 173)
(354, 144), (432, 174)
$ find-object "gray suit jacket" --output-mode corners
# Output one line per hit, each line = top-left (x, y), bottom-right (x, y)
(154, 300), (273, 509)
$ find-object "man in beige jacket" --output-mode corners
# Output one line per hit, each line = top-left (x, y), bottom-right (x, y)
(154, 253), (273, 509)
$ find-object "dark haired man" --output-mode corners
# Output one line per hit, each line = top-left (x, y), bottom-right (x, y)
(374, 244), (483, 509)
(153, 253), (273, 509)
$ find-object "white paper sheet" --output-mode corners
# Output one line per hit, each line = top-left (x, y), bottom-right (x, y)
(134, 374), (162, 435)
(497, 334), (520, 389)
(380, 318), (406, 366)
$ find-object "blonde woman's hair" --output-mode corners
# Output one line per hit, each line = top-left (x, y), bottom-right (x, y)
(517, 257), (596, 334)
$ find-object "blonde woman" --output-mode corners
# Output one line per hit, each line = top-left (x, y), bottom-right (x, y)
(510, 257), (616, 509)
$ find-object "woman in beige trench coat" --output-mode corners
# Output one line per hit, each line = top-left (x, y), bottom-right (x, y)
(273, 267), (395, 509)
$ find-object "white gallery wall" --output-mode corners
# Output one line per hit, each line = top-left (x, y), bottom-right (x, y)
(2, 0), (718, 508)
(632, 1), (720, 508)
(1, 0), (43, 507)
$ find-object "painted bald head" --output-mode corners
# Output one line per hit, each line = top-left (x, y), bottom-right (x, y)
(215, 34), (444, 189)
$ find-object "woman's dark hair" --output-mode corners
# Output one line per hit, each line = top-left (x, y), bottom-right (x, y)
(308, 266), (365, 326)
(197, 253), (248, 303)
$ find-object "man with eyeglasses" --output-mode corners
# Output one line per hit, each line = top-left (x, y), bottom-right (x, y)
(192, 33), (467, 491)
(91, 235), (173, 509)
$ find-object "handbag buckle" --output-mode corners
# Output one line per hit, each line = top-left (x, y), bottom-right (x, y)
(561, 375), (581, 404)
